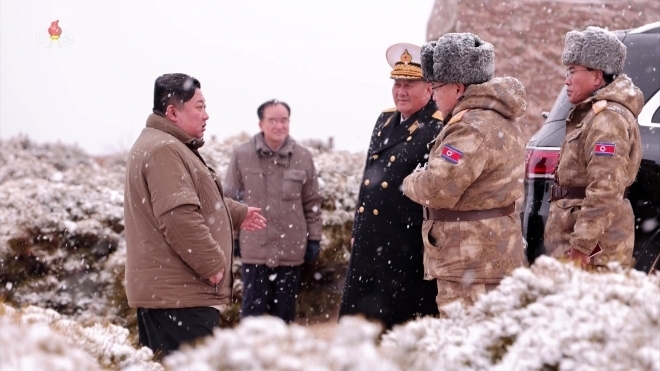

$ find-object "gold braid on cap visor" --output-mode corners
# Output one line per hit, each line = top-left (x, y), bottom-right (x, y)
(390, 62), (423, 79)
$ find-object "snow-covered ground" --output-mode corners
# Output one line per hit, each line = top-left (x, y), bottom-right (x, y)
(0, 134), (362, 329)
(2, 258), (658, 370)
(1, 135), (659, 370)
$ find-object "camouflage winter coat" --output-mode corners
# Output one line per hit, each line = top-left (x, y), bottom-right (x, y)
(544, 75), (643, 267)
(402, 77), (527, 284)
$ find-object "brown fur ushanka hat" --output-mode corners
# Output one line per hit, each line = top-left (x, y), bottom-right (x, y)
(562, 26), (626, 75)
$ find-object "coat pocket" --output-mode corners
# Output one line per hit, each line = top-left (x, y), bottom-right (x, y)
(422, 220), (462, 259)
(282, 169), (306, 201)
(565, 129), (582, 143)
(421, 220), (444, 259)
(545, 199), (582, 257)
(197, 172), (222, 215)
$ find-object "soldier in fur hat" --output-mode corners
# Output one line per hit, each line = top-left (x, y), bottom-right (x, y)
(402, 33), (527, 314)
(339, 43), (443, 329)
(544, 26), (643, 268)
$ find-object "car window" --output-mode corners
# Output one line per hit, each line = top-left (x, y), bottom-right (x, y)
(621, 33), (660, 102)
(544, 86), (571, 124)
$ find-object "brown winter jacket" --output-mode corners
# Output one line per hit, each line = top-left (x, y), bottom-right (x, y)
(402, 77), (527, 284)
(224, 134), (322, 267)
(124, 113), (247, 309)
(545, 75), (643, 267)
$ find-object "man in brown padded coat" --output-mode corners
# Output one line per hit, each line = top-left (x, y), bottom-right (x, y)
(545, 26), (643, 269)
(402, 33), (527, 314)
(124, 73), (266, 358)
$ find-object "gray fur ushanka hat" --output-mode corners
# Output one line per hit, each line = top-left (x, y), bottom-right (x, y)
(421, 32), (495, 85)
(562, 26), (626, 75)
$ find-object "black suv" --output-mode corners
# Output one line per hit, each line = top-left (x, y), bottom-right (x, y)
(522, 21), (660, 273)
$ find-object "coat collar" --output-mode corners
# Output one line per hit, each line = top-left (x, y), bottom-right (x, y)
(370, 99), (438, 155)
(253, 133), (294, 157)
(146, 113), (204, 149)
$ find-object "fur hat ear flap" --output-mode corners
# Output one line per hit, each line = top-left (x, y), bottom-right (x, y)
(562, 26), (626, 75)
(429, 32), (495, 85)
(420, 41), (437, 82)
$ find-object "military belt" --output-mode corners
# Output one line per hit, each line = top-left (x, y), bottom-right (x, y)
(549, 184), (586, 201)
(423, 203), (515, 222)
(549, 184), (628, 202)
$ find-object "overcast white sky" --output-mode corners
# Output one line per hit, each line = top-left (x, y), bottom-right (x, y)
(0, 0), (434, 155)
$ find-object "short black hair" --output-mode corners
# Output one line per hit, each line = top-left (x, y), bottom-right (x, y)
(257, 99), (291, 120)
(153, 73), (201, 115)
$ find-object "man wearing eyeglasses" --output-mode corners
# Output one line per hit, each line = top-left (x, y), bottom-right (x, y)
(224, 99), (322, 323)
(545, 26), (643, 269)
(402, 33), (527, 315)
(339, 43), (443, 329)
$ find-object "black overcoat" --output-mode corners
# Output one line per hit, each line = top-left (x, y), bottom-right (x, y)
(339, 99), (443, 329)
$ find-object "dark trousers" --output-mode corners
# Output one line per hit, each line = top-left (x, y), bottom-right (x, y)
(241, 264), (301, 323)
(137, 306), (220, 359)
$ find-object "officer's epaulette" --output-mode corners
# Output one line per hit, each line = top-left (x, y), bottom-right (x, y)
(592, 100), (608, 114)
(447, 109), (469, 126)
(382, 107), (397, 113)
(431, 110), (444, 121)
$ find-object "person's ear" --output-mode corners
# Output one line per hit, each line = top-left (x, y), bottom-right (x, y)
(165, 105), (177, 121)
(594, 70), (604, 86)
(456, 83), (465, 96)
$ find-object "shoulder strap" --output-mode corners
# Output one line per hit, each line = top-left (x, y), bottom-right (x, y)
(447, 109), (469, 126)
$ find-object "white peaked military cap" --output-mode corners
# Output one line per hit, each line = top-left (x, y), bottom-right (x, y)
(386, 43), (423, 80)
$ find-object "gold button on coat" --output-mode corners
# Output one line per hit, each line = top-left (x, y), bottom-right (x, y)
(381, 181), (388, 188)
(359, 206), (364, 213)
(406, 136), (412, 141)
(372, 154), (379, 160)
(364, 179), (370, 186)
(373, 209), (379, 215)
(390, 156), (396, 162)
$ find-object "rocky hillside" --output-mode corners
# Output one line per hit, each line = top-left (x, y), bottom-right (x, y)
(427, 0), (660, 139)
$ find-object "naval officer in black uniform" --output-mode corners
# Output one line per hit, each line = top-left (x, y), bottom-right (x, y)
(339, 43), (443, 329)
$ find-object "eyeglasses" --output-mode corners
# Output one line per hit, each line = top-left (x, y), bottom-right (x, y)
(265, 118), (289, 126)
(431, 83), (449, 91)
(565, 68), (592, 79)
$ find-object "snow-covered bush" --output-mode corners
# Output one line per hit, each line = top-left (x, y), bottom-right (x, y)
(381, 256), (660, 371)
(0, 134), (364, 331)
(0, 303), (162, 371)
(163, 315), (397, 371)
(0, 136), (128, 327)
(167, 257), (660, 371)
(2, 254), (658, 370)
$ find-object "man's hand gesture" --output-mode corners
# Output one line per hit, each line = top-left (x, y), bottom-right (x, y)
(241, 207), (267, 231)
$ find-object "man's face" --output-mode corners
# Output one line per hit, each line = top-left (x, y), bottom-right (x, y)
(392, 79), (432, 118)
(172, 88), (209, 139)
(431, 82), (462, 116)
(259, 104), (290, 147)
(565, 64), (603, 104)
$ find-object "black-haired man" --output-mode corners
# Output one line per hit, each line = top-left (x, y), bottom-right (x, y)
(124, 73), (266, 358)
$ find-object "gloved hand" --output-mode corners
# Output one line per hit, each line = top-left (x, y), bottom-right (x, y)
(233, 239), (241, 258)
(304, 240), (321, 264)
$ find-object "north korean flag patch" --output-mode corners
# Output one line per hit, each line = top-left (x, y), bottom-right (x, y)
(440, 145), (463, 164)
(594, 142), (616, 156)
